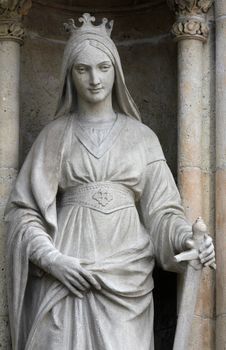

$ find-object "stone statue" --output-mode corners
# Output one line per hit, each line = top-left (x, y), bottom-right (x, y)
(5, 13), (215, 350)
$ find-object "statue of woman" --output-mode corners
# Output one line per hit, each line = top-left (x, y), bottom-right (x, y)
(6, 13), (215, 350)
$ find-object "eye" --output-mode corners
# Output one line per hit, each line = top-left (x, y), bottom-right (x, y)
(75, 66), (87, 74)
(99, 64), (112, 72)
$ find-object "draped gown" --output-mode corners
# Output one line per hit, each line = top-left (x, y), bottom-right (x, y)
(6, 113), (192, 350)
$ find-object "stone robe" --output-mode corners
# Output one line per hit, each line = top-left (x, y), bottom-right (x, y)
(6, 113), (192, 350)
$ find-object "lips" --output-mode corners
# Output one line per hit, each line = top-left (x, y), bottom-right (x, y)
(89, 87), (103, 93)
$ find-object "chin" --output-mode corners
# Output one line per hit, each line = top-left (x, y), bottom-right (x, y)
(86, 93), (108, 104)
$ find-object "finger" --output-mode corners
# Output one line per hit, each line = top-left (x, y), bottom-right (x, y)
(204, 257), (216, 267)
(199, 241), (212, 253)
(200, 251), (215, 264)
(69, 288), (84, 299)
(80, 268), (101, 290)
(68, 274), (87, 292)
(64, 281), (84, 298)
(199, 246), (215, 259)
(199, 249), (215, 260)
(76, 274), (92, 289)
(199, 236), (213, 252)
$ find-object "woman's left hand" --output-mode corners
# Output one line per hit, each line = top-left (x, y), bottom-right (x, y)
(185, 234), (216, 268)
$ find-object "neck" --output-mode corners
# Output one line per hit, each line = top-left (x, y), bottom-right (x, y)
(76, 95), (116, 123)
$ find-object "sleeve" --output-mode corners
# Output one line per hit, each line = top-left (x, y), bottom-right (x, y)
(139, 159), (192, 273)
(23, 225), (62, 275)
(5, 121), (66, 277)
(5, 116), (71, 349)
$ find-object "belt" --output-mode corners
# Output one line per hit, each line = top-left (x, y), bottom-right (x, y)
(61, 182), (135, 214)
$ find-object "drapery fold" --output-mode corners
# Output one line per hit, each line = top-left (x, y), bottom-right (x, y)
(6, 114), (192, 350)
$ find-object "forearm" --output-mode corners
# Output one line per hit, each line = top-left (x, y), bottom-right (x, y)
(23, 227), (62, 274)
(169, 215), (192, 253)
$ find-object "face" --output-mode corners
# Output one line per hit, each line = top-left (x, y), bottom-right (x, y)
(72, 44), (115, 104)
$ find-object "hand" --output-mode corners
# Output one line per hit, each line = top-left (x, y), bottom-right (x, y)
(198, 234), (216, 267)
(184, 234), (216, 268)
(49, 254), (101, 298)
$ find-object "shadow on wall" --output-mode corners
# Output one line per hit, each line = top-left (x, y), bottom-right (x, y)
(153, 268), (177, 350)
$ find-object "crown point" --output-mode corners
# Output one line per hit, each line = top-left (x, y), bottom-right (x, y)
(63, 13), (114, 38)
(63, 18), (77, 34)
(79, 13), (95, 24)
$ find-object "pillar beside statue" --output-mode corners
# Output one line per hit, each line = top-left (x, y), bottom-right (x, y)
(215, 0), (226, 349)
(0, 1), (31, 347)
(167, 1), (215, 349)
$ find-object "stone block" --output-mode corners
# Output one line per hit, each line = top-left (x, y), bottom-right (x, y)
(188, 315), (215, 350)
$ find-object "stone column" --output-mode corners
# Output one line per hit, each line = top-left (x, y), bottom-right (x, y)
(215, 1), (226, 349)
(0, 0), (31, 347)
(167, 1), (214, 349)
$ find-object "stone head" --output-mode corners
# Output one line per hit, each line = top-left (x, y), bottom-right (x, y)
(55, 13), (141, 121)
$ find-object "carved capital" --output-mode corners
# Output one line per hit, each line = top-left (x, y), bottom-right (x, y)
(0, 0), (32, 43)
(171, 18), (209, 41)
(0, 19), (24, 42)
(167, 0), (213, 16)
(167, 0), (214, 42)
(0, 0), (32, 15)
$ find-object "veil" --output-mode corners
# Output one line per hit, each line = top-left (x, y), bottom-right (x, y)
(55, 31), (141, 121)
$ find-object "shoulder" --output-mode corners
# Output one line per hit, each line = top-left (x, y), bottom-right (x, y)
(37, 115), (70, 139)
(125, 116), (158, 140)
(124, 115), (165, 164)
(32, 115), (71, 148)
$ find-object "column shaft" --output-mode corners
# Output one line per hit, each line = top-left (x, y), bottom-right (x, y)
(0, 20), (22, 350)
(0, 41), (20, 169)
(215, 0), (226, 348)
(167, 1), (215, 348)
(177, 39), (203, 221)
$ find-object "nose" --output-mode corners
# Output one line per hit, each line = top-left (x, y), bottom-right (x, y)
(89, 68), (101, 86)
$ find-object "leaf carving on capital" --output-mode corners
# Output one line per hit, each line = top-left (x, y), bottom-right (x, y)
(0, 19), (24, 41)
(167, 0), (214, 16)
(171, 19), (209, 41)
(167, 0), (213, 41)
(0, 0), (32, 17)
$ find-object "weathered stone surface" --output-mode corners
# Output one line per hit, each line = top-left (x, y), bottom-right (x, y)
(216, 1), (226, 348)
(168, 1), (215, 348)
(216, 314), (226, 350)
(178, 167), (202, 221)
(0, 316), (10, 350)
(0, 168), (17, 205)
(188, 315), (215, 349)
(0, 251), (8, 317)
(0, 41), (20, 169)
(177, 39), (203, 169)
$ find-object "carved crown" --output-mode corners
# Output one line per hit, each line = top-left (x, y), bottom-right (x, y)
(64, 13), (114, 38)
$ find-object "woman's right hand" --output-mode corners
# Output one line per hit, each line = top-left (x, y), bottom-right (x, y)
(49, 254), (101, 298)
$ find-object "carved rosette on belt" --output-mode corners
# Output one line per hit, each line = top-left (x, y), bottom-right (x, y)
(167, 0), (214, 42)
(92, 187), (113, 207)
(0, 0), (32, 43)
